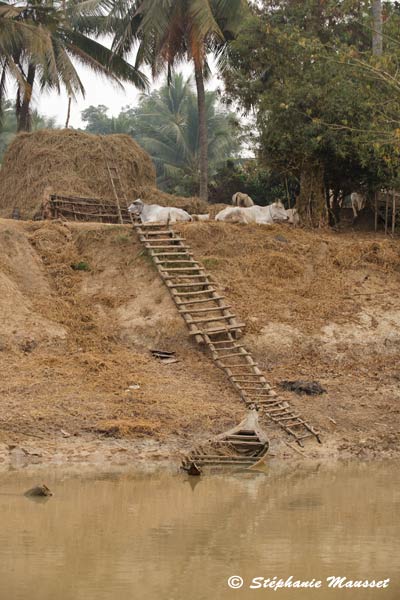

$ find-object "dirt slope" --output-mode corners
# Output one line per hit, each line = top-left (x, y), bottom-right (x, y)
(0, 219), (399, 465)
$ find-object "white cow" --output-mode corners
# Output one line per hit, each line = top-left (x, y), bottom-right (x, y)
(192, 214), (210, 221)
(286, 208), (300, 225)
(350, 192), (367, 219)
(215, 202), (289, 224)
(128, 199), (192, 224)
(232, 192), (254, 207)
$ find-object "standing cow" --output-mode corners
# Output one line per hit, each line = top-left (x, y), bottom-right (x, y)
(350, 192), (367, 220)
(232, 192), (254, 207)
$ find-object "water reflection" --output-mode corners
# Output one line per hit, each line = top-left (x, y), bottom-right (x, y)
(0, 462), (398, 600)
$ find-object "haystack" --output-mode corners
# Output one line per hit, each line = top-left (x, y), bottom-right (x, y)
(0, 129), (208, 218)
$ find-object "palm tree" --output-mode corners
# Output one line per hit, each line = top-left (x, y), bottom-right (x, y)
(127, 72), (239, 193)
(372, 0), (383, 55)
(109, 0), (246, 200)
(0, 0), (148, 131)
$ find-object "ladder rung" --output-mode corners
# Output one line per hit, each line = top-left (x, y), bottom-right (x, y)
(212, 346), (238, 352)
(230, 376), (263, 381)
(145, 244), (189, 249)
(156, 258), (197, 263)
(161, 267), (202, 272)
(179, 306), (231, 314)
(175, 296), (226, 305)
(189, 324), (244, 335)
(173, 289), (218, 297)
(250, 399), (281, 406)
(190, 315), (235, 324)
(164, 275), (208, 280)
(167, 282), (215, 289)
(150, 252), (193, 257)
(240, 385), (271, 390)
(143, 230), (174, 235)
(277, 414), (301, 422)
(270, 412), (291, 420)
(144, 237), (186, 243)
(218, 351), (250, 358)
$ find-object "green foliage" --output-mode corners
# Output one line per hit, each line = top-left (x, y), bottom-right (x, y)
(108, 0), (247, 199)
(224, 0), (400, 199)
(71, 261), (91, 272)
(209, 159), (299, 205)
(109, 0), (247, 73)
(81, 104), (136, 135)
(82, 73), (241, 195)
(0, 0), (148, 131)
(131, 74), (241, 194)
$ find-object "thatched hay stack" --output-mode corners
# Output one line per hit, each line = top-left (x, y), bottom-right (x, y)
(0, 129), (208, 218)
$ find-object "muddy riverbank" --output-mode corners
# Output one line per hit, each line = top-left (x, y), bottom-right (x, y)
(0, 219), (399, 462)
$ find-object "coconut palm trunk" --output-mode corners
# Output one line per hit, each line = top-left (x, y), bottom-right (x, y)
(194, 62), (208, 201)
(17, 63), (35, 132)
(372, 0), (383, 56)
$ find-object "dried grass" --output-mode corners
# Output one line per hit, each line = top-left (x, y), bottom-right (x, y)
(333, 240), (400, 272)
(0, 129), (206, 219)
(176, 222), (400, 333)
(94, 418), (162, 438)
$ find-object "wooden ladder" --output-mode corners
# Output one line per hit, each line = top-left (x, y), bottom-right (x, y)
(134, 220), (321, 447)
(103, 147), (133, 225)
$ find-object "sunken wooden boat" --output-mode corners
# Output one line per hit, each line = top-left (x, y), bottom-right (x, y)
(182, 409), (269, 473)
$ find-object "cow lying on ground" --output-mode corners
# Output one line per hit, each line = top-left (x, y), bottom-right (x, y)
(286, 208), (300, 225)
(192, 214), (210, 221)
(215, 202), (289, 224)
(232, 192), (254, 207)
(128, 199), (192, 223)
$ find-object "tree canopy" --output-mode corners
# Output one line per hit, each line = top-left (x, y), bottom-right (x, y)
(223, 0), (400, 224)
(108, 0), (247, 199)
(0, 0), (148, 131)
(82, 73), (241, 195)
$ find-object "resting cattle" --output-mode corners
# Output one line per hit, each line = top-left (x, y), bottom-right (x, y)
(128, 199), (192, 223)
(192, 214), (210, 221)
(286, 208), (300, 225)
(351, 192), (366, 219)
(232, 192), (254, 207)
(215, 202), (289, 224)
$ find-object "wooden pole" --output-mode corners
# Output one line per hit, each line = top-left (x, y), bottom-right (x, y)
(392, 191), (396, 236)
(385, 193), (389, 235)
(65, 97), (72, 129)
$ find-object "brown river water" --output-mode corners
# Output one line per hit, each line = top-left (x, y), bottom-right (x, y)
(0, 461), (398, 600)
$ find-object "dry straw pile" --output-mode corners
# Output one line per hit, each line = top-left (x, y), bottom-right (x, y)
(0, 129), (208, 218)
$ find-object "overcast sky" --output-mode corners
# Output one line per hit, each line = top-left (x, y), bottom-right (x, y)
(35, 56), (220, 129)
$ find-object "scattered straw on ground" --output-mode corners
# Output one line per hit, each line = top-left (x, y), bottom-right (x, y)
(0, 219), (399, 459)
